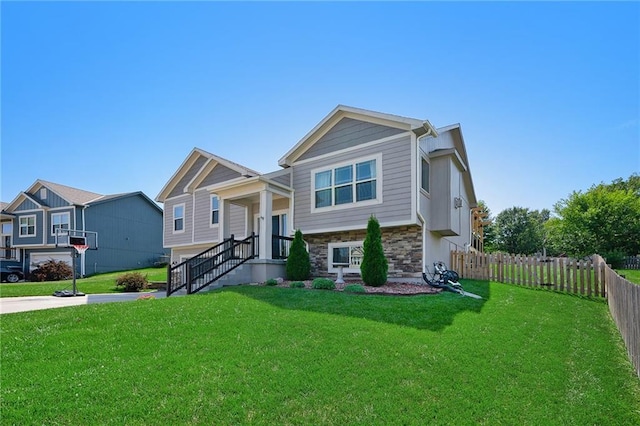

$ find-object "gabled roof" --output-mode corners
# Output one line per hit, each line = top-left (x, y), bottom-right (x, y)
(278, 105), (438, 167)
(28, 179), (104, 205)
(88, 191), (163, 213)
(156, 148), (261, 202)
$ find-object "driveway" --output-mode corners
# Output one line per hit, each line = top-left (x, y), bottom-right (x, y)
(0, 291), (169, 315)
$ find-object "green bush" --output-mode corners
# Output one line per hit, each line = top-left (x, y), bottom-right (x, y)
(115, 272), (148, 292)
(360, 215), (388, 287)
(289, 281), (305, 288)
(312, 278), (335, 290)
(265, 278), (278, 286)
(286, 229), (311, 280)
(343, 284), (366, 294)
(30, 260), (73, 282)
(602, 249), (627, 269)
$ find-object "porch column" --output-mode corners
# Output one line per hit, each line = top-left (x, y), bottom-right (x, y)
(220, 198), (232, 239)
(258, 190), (272, 259)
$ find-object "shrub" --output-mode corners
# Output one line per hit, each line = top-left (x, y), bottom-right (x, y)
(360, 215), (388, 287)
(602, 249), (627, 269)
(30, 260), (73, 282)
(312, 278), (335, 290)
(289, 281), (305, 288)
(116, 272), (148, 292)
(265, 278), (278, 286)
(286, 229), (311, 280)
(343, 284), (366, 294)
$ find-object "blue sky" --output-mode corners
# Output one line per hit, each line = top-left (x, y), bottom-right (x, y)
(2, 1), (638, 216)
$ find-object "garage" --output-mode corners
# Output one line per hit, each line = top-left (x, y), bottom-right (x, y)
(29, 252), (73, 272)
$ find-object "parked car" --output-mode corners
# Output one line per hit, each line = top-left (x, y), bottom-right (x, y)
(1, 266), (25, 283)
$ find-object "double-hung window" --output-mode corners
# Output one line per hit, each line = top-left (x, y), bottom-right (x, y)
(211, 196), (219, 225)
(19, 216), (36, 237)
(313, 156), (380, 210)
(173, 204), (184, 232)
(51, 212), (70, 235)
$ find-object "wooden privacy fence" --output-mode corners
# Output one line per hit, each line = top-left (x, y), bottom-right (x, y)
(451, 251), (640, 378)
(450, 251), (606, 297)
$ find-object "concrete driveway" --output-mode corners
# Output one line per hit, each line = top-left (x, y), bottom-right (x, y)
(0, 291), (168, 315)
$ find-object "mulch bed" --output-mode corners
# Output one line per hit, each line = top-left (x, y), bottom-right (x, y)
(265, 279), (441, 296)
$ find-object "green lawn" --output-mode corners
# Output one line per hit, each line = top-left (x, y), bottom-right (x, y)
(1, 280), (638, 425)
(0, 267), (167, 297)
(617, 269), (640, 285)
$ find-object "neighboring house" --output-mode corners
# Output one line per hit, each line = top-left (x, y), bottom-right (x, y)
(0, 180), (167, 278)
(157, 105), (478, 291)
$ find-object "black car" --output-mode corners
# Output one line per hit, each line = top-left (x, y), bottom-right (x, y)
(1, 266), (24, 283)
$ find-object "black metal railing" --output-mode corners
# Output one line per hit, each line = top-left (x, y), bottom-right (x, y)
(272, 235), (294, 260)
(167, 233), (257, 297)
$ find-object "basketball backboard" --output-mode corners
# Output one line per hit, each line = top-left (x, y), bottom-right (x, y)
(55, 229), (98, 250)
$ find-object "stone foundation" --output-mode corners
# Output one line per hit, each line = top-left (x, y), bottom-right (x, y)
(305, 225), (422, 279)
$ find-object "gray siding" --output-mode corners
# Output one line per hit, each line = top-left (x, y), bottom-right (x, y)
(13, 211), (45, 245)
(193, 190), (218, 243)
(37, 189), (71, 208)
(230, 204), (247, 237)
(83, 194), (165, 275)
(197, 164), (242, 189)
(163, 195), (193, 247)
(263, 169), (291, 187)
(45, 208), (76, 245)
(297, 118), (405, 161)
(168, 156), (207, 198)
(293, 135), (413, 232)
(15, 199), (39, 211)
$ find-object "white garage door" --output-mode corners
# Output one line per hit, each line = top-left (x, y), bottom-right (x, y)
(29, 253), (73, 272)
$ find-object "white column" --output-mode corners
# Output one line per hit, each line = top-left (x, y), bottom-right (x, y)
(220, 198), (232, 239)
(258, 190), (272, 259)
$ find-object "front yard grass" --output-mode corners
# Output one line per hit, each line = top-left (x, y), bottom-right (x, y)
(0, 267), (167, 297)
(2, 280), (639, 424)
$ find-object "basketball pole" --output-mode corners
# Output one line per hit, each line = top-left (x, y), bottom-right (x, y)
(72, 247), (78, 296)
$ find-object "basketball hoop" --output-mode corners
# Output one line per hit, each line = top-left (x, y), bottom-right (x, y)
(73, 245), (89, 255)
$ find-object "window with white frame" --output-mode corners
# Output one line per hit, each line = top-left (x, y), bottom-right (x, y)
(51, 212), (70, 235)
(328, 241), (364, 273)
(19, 215), (36, 237)
(313, 156), (380, 210)
(40, 188), (47, 199)
(173, 204), (185, 232)
(211, 196), (219, 225)
(421, 157), (430, 194)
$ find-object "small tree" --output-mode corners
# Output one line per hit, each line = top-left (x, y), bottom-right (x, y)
(360, 215), (388, 287)
(286, 229), (311, 280)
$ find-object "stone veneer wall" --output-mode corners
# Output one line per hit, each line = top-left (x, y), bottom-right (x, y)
(304, 225), (422, 279)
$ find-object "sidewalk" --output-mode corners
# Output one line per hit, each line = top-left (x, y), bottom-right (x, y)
(0, 291), (168, 315)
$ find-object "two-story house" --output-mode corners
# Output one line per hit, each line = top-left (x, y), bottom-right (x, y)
(1, 180), (167, 278)
(157, 105), (477, 293)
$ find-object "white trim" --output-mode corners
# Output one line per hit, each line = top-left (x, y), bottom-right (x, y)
(290, 133), (409, 167)
(173, 203), (186, 234)
(310, 153), (383, 214)
(328, 241), (364, 274)
(209, 194), (220, 228)
(410, 132), (417, 226)
(302, 219), (419, 235)
(50, 212), (71, 236)
(18, 215), (37, 238)
(191, 193), (196, 242)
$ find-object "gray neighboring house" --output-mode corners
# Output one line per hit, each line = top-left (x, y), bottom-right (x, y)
(1, 180), (167, 278)
(156, 105), (478, 284)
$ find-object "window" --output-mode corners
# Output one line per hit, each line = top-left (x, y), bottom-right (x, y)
(421, 158), (430, 193)
(19, 216), (36, 237)
(40, 188), (47, 199)
(211, 196), (219, 225)
(328, 242), (364, 273)
(51, 212), (70, 235)
(313, 156), (380, 210)
(173, 204), (184, 232)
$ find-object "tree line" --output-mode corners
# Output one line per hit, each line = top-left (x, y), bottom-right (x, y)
(480, 174), (639, 266)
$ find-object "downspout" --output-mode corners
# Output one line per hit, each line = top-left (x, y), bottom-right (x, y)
(417, 211), (427, 274)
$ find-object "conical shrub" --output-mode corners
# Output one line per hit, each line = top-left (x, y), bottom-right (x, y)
(360, 215), (388, 286)
(286, 229), (311, 280)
